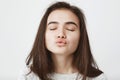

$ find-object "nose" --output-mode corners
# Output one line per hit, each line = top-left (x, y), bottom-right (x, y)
(57, 29), (66, 39)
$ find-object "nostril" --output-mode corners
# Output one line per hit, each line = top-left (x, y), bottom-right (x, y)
(58, 36), (60, 38)
(57, 35), (66, 38)
(62, 36), (65, 38)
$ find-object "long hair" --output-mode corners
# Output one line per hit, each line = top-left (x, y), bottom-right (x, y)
(26, 1), (102, 80)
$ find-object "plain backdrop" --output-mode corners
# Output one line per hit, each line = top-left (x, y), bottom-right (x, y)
(0, 0), (120, 80)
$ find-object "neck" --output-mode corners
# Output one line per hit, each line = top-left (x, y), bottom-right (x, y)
(52, 54), (77, 74)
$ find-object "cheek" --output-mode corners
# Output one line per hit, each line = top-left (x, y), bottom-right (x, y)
(45, 32), (55, 47)
(68, 33), (80, 49)
(45, 33), (50, 44)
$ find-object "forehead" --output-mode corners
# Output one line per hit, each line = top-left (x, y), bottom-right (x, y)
(47, 9), (79, 24)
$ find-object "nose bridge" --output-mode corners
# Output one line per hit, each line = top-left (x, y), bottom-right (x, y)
(59, 26), (65, 35)
(57, 25), (66, 38)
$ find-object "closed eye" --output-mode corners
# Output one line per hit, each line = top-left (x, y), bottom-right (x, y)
(48, 25), (57, 31)
(66, 28), (75, 31)
(47, 22), (58, 31)
(50, 28), (57, 30)
(65, 25), (76, 32)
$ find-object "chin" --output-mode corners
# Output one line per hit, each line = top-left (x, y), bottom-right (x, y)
(52, 52), (66, 54)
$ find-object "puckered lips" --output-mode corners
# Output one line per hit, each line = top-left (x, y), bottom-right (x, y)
(56, 39), (67, 47)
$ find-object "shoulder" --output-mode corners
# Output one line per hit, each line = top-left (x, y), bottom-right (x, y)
(17, 65), (40, 80)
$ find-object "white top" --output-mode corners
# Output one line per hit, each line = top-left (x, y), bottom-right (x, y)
(17, 66), (107, 80)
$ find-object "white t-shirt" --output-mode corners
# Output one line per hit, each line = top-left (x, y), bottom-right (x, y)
(17, 66), (107, 80)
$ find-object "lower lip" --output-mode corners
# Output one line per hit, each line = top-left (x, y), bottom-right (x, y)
(56, 43), (66, 46)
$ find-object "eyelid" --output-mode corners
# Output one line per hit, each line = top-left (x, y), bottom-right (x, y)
(66, 25), (76, 29)
(50, 27), (57, 30)
(66, 29), (75, 31)
(48, 25), (57, 30)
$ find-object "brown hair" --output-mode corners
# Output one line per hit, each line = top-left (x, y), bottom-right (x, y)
(26, 1), (103, 80)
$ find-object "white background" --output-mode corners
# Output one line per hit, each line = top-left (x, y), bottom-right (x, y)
(0, 0), (120, 80)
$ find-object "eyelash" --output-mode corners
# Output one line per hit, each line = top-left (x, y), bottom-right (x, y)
(49, 28), (57, 30)
(67, 29), (75, 31)
(49, 26), (75, 32)
(66, 28), (75, 31)
(50, 28), (74, 31)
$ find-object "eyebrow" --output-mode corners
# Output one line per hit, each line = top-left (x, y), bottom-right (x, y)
(65, 22), (78, 27)
(47, 21), (78, 27)
(47, 21), (58, 25)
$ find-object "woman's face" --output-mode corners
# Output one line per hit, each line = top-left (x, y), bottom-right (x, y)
(45, 9), (80, 56)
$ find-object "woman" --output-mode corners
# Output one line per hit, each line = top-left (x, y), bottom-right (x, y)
(18, 1), (107, 80)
